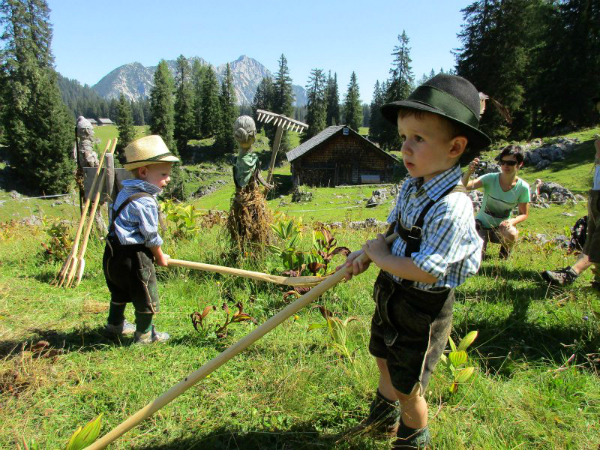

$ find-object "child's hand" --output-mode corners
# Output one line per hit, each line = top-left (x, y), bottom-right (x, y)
(335, 250), (371, 281)
(155, 253), (170, 267)
(362, 234), (391, 265)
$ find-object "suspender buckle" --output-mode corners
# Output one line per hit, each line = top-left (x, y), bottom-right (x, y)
(408, 226), (422, 239)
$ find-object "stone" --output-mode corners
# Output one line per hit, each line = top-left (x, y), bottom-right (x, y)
(535, 160), (551, 170)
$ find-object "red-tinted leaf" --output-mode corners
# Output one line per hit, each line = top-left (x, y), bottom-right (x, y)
(222, 302), (230, 315)
(331, 247), (351, 257)
(307, 262), (325, 275)
(201, 305), (213, 319)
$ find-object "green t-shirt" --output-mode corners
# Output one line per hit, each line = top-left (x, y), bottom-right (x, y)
(476, 173), (530, 228)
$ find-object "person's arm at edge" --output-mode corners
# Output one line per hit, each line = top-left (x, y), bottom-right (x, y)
(461, 158), (484, 190)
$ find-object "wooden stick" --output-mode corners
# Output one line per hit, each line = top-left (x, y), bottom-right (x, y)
(66, 138), (117, 287)
(55, 140), (112, 287)
(84, 233), (398, 450)
(266, 125), (284, 185)
(168, 259), (324, 286)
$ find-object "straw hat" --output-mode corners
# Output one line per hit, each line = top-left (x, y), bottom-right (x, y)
(123, 135), (180, 170)
(381, 74), (491, 151)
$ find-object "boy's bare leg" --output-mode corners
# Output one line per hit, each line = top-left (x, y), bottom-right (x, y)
(571, 253), (592, 274)
(376, 357), (428, 429)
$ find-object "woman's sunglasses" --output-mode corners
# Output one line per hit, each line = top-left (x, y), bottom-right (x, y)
(499, 159), (518, 166)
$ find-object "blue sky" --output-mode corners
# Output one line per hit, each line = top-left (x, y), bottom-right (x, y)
(48, 0), (472, 103)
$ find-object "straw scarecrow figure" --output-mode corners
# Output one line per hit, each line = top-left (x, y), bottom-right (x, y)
(227, 115), (273, 247)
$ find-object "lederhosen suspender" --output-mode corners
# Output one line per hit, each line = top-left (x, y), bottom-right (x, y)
(107, 192), (154, 238)
(395, 184), (467, 287)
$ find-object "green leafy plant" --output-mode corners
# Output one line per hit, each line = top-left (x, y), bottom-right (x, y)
(41, 219), (73, 263)
(309, 227), (350, 275)
(162, 200), (203, 238)
(308, 305), (357, 361)
(191, 302), (257, 338)
(65, 414), (103, 450)
(440, 331), (478, 394)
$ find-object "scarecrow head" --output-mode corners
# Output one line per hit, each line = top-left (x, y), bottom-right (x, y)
(233, 116), (257, 154)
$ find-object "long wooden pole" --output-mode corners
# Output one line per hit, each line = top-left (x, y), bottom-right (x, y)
(84, 233), (398, 450)
(67, 138), (117, 287)
(168, 259), (324, 286)
(265, 125), (284, 185)
(55, 140), (111, 287)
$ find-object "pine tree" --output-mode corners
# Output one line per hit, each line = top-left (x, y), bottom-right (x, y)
(325, 71), (340, 126)
(303, 68), (327, 141)
(272, 54), (295, 152)
(252, 76), (274, 132)
(191, 59), (205, 138)
(0, 0), (73, 194)
(369, 80), (385, 144)
(108, 98), (119, 121)
(200, 65), (220, 138)
(173, 55), (195, 154)
(215, 63), (238, 152)
(380, 31), (414, 150)
(116, 94), (135, 158)
(343, 72), (362, 131)
(149, 59), (176, 152)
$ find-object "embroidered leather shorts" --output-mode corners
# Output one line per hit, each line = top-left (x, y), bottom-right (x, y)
(103, 239), (159, 314)
(369, 271), (454, 395)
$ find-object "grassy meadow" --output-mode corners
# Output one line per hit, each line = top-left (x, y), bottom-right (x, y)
(0, 125), (599, 449)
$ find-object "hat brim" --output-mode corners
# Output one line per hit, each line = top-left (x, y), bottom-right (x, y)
(381, 100), (491, 151)
(123, 154), (180, 171)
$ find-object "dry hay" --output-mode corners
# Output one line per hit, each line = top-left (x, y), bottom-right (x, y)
(227, 183), (272, 248)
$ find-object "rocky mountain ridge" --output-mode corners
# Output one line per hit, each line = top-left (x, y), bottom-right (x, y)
(92, 55), (307, 106)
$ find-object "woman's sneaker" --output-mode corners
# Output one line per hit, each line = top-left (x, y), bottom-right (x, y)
(541, 267), (578, 286)
(103, 320), (136, 337)
(134, 325), (170, 344)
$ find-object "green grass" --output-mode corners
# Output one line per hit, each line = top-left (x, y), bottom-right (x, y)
(0, 128), (599, 449)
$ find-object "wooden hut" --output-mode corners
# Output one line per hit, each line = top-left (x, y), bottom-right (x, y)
(97, 118), (114, 126)
(286, 125), (399, 187)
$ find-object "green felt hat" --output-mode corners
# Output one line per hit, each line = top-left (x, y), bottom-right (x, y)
(381, 74), (491, 151)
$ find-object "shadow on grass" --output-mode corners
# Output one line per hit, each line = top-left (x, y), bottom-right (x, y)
(0, 326), (132, 358)
(135, 422), (374, 450)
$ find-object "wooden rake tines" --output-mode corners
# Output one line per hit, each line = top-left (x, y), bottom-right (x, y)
(256, 109), (308, 185)
(83, 233), (398, 450)
(54, 139), (113, 287)
(64, 138), (118, 288)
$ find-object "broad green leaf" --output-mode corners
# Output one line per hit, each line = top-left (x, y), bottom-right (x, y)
(307, 323), (327, 331)
(65, 414), (102, 450)
(455, 367), (475, 383)
(448, 336), (457, 353)
(449, 350), (468, 367)
(458, 331), (478, 352)
(449, 381), (458, 394)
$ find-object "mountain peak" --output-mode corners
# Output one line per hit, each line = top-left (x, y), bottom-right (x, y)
(91, 56), (307, 106)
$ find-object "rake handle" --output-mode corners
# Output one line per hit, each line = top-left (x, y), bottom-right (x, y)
(84, 232), (398, 449)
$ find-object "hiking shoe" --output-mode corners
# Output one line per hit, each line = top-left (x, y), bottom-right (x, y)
(541, 267), (578, 286)
(134, 325), (170, 344)
(353, 390), (400, 437)
(103, 320), (136, 337)
(393, 422), (431, 449)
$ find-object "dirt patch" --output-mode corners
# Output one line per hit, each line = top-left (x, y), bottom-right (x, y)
(81, 299), (108, 315)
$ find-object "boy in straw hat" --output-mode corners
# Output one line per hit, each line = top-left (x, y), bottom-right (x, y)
(340, 74), (487, 448)
(103, 135), (179, 344)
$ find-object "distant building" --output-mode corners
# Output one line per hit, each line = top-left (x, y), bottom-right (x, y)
(97, 118), (114, 126)
(87, 118), (98, 126)
(286, 125), (400, 187)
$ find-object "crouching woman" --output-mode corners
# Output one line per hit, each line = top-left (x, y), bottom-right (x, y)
(462, 146), (530, 258)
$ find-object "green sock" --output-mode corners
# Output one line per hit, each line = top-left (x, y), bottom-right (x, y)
(135, 312), (153, 334)
(107, 303), (126, 326)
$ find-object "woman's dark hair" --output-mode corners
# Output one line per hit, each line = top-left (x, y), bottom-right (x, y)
(497, 145), (524, 165)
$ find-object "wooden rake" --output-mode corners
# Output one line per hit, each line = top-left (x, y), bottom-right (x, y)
(65, 138), (118, 288)
(83, 233), (398, 450)
(256, 109), (308, 185)
(168, 259), (324, 286)
(54, 140), (112, 287)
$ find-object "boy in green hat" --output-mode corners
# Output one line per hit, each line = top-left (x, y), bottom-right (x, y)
(340, 74), (488, 448)
(103, 135), (179, 344)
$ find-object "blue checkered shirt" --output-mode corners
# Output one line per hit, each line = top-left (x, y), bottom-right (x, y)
(110, 179), (163, 247)
(386, 165), (482, 289)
